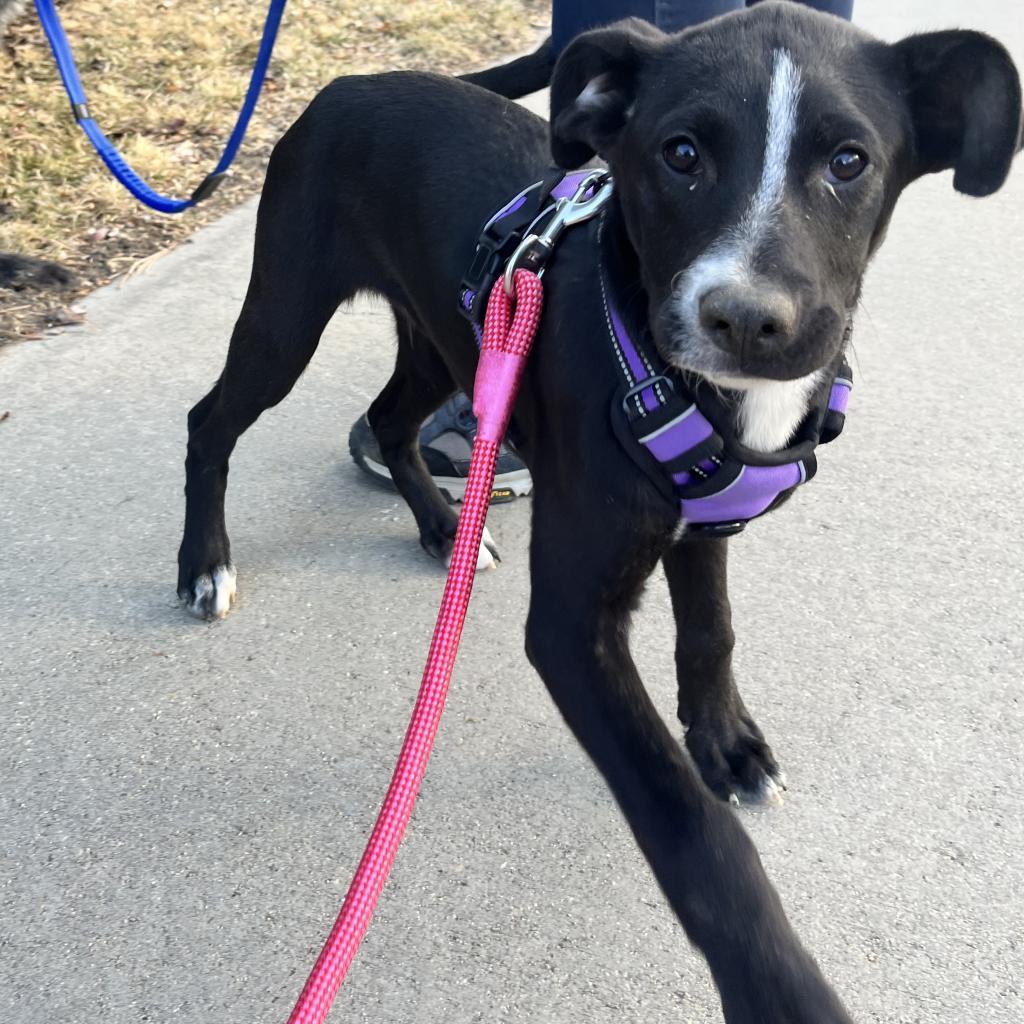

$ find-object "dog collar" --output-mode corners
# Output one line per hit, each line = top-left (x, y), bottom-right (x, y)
(458, 172), (852, 537)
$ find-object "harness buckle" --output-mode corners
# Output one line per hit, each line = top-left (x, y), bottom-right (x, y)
(459, 179), (558, 324)
(502, 171), (614, 296)
(620, 374), (675, 414)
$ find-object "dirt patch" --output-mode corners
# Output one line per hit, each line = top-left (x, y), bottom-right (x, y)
(0, 0), (547, 344)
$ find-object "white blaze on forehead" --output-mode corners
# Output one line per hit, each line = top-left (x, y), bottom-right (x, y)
(679, 47), (805, 305)
(669, 49), (813, 453)
(740, 48), (804, 248)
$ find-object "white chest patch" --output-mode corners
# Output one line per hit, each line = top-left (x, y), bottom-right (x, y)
(702, 370), (823, 453)
(735, 372), (823, 452)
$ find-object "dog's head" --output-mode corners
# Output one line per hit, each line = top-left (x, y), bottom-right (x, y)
(550, 2), (1022, 450)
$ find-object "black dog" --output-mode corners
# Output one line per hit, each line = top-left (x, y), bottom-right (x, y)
(177, 4), (1021, 1021)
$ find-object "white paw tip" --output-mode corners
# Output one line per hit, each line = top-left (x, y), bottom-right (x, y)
(210, 564), (237, 618)
(735, 775), (786, 808)
(444, 529), (498, 573)
(186, 573), (213, 618)
(183, 564), (237, 620)
(476, 541), (497, 572)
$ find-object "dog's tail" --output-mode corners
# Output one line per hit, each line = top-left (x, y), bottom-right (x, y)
(459, 38), (554, 99)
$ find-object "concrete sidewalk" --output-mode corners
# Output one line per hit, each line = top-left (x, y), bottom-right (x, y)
(2, 2), (1022, 1022)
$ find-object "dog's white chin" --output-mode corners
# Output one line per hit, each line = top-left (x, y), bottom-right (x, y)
(700, 369), (823, 453)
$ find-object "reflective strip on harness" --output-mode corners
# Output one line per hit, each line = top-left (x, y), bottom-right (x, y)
(637, 405), (714, 462)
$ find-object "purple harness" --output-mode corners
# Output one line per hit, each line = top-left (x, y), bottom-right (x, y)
(459, 171), (852, 536)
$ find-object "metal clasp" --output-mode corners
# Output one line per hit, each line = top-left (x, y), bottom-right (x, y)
(502, 171), (614, 296)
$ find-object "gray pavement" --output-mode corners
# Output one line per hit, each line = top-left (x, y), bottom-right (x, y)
(2, 2), (1023, 1022)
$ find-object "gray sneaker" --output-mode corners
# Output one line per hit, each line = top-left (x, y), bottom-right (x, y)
(348, 394), (533, 504)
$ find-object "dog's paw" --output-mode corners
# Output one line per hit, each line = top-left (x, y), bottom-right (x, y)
(178, 563), (237, 620)
(444, 526), (500, 572)
(424, 523), (500, 572)
(685, 707), (785, 807)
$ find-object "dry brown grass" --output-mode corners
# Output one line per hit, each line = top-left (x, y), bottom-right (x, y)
(0, 0), (547, 342)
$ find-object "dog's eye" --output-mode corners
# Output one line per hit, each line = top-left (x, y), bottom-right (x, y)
(828, 147), (868, 182)
(663, 136), (701, 175)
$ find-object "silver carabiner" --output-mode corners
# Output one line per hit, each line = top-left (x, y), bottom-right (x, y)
(502, 172), (615, 296)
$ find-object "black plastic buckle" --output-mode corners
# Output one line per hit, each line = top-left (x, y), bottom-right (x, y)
(190, 171), (229, 205)
(458, 178), (567, 326)
(458, 226), (522, 323)
(687, 521), (747, 538)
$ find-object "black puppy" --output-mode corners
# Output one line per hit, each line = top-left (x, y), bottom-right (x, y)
(177, 4), (1021, 1021)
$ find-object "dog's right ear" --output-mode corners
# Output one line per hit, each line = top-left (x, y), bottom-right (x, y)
(550, 18), (664, 168)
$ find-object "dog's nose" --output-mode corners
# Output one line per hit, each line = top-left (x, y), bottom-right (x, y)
(698, 284), (797, 358)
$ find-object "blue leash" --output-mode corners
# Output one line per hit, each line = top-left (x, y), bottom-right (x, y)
(34, 0), (288, 214)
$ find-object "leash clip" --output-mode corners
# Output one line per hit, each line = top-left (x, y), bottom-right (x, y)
(503, 171), (614, 296)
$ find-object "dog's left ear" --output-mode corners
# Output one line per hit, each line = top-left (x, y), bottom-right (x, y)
(550, 18), (664, 168)
(893, 29), (1023, 197)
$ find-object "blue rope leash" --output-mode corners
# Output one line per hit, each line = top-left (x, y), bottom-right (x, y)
(33, 0), (289, 214)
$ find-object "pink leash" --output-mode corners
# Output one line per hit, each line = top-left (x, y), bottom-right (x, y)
(286, 269), (544, 1024)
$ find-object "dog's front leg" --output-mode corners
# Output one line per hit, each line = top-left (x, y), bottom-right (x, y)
(525, 497), (851, 1023)
(664, 537), (785, 805)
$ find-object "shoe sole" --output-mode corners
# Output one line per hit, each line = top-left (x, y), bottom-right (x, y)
(350, 445), (532, 505)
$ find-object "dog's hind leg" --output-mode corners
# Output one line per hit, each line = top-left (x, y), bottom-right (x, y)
(664, 538), (785, 806)
(363, 315), (498, 571)
(177, 194), (350, 618)
(524, 495), (852, 1024)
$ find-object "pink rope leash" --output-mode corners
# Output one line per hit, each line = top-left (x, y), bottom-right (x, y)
(286, 269), (544, 1024)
